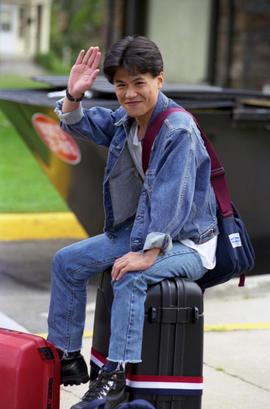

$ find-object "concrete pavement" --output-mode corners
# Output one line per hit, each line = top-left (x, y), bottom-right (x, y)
(0, 56), (48, 76)
(0, 230), (269, 408)
(1, 266), (269, 408)
(58, 274), (270, 409)
(202, 275), (270, 409)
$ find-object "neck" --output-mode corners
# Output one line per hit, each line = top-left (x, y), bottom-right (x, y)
(135, 110), (153, 140)
(137, 123), (146, 140)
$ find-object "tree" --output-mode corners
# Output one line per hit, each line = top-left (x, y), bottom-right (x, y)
(50, 0), (105, 66)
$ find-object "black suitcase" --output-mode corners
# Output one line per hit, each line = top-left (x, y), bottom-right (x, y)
(90, 270), (204, 409)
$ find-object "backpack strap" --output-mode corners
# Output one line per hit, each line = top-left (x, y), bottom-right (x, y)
(142, 108), (182, 173)
(142, 107), (233, 217)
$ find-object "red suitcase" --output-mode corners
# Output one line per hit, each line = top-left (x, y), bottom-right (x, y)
(0, 328), (60, 409)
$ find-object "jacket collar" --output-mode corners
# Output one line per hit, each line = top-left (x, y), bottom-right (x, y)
(146, 91), (169, 129)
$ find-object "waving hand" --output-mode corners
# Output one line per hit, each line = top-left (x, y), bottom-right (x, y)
(67, 47), (101, 99)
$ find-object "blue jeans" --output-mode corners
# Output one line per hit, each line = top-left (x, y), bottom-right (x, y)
(48, 228), (206, 362)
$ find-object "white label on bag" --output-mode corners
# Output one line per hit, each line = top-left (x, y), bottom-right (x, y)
(229, 233), (242, 248)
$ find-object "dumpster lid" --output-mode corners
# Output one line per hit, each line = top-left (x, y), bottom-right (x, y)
(31, 75), (270, 101)
(31, 75), (116, 94)
(31, 75), (69, 88)
(0, 88), (234, 110)
(1, 76), (269, 113)
(233, 107), (270, 123)
(31, 74), (225, 96)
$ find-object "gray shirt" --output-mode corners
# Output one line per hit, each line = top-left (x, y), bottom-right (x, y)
(126, 122), (144, 179)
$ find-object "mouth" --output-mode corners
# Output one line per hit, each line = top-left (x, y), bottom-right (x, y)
(124, 101), (142, 106)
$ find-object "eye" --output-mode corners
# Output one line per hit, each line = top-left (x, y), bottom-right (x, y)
(116, 83), (125, 89)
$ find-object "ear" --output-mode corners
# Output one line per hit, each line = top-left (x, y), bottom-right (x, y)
(157, 71), (164, 89)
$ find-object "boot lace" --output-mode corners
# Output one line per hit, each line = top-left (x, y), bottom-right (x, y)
(83, 371), (116, 400)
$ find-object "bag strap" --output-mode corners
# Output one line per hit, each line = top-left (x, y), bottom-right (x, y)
(142, 107), (233, 217)
(142, 109), (180, 173)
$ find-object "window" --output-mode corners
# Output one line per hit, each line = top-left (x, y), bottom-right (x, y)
(0, 10), (12, 32)
(19, 6), (26, 37)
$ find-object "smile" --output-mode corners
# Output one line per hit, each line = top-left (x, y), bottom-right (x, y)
(125, 101), (142, 106)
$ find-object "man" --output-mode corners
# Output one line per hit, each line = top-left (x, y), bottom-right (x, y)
(49, 36), (218, 409)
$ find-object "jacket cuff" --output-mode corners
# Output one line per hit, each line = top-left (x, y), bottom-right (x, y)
(143, 232), (173, 254)
(54, 98), (84, 125)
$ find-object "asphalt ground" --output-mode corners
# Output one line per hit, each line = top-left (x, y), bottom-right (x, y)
(0, 213), (270, 409)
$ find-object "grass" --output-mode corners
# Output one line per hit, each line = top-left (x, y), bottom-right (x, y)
(0, 74), (68, 213)
(35, 52), (70, 75)
(0, 75), (48, 90)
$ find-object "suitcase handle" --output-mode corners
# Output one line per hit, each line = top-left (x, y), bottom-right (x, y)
(147, 306), (202, 324)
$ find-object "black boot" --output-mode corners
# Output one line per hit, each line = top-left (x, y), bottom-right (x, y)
(70, 365), (128, 409)
(58, 350), (89, 386)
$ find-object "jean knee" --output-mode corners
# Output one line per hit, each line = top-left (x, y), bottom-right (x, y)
(52, 246), (73, 278)
(112, 273), (147, 295)
(52, 248), (60, 267)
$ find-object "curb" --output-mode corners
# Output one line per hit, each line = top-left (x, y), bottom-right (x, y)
(0, 212), (88, 240)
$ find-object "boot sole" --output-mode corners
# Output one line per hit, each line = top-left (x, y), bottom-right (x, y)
(62, 374), (90, 387)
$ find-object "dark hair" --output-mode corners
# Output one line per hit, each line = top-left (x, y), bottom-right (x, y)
(103, 36), (163, 84)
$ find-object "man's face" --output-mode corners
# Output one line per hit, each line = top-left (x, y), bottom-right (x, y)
(113, 67), (164, 125)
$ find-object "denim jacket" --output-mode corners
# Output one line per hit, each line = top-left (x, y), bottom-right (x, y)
(55, 91), (218, 253)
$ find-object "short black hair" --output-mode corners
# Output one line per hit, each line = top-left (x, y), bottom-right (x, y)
(103, 36), (163, 84)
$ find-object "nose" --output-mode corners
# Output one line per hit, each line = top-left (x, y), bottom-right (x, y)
(125, 86), (137, 99)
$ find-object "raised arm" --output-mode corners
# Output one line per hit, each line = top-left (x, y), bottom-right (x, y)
(62, 47), (101, 113)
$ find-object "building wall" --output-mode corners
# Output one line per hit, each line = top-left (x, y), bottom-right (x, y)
(0, 4), (18, 53)
(231, 0), (270, 90)
(0, 0), (51, 57)
(146, 0), (212, 83)
(214, 0), (270, 90)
